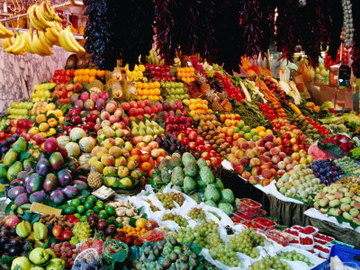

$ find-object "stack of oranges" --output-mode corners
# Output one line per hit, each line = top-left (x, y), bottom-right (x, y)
(183, 98), (210, 116)
(73, 69), (106, 83)
(177, 67), (196, 83)
(135, 81), (161, 101)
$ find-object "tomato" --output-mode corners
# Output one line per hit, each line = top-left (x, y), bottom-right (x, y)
(196, 145), (205, 153)
(188, 131), (197, 141)
(205, 144), (212, 152)
(61, 230), (72, 240)
(209, 150), (217, 157)
(181, 137), (190, 145)
(195, 136), (204, 145)
(52, 225), (63, 238)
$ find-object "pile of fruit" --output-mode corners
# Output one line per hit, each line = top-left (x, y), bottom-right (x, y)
(1, 56), (360, 270)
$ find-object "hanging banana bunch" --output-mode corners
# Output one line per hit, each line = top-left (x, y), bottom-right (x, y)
(0, 22), (15, 38)
(3, 31), (27, 55)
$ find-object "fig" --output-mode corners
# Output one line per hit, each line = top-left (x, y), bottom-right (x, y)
(63, 186), (79, 199)
(14, 193), (29, 206)
(29, 191), (46, 203)
(97, 219), (108, 230)
(50, 190), (65, 205)
(7, 186), (25, 200)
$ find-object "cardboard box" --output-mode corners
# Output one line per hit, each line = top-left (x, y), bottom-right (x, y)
(319, 85), (353, 109)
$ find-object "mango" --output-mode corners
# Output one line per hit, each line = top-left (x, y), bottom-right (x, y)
(7, 161), (23, 181)
(13, 137), (27, 153)
(3, 149), (18, 166)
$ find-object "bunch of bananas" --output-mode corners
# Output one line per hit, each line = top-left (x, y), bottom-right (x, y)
(145, 49), (164, 66)
(0, 22), (14, 38)
(27, 0), (62, 31)
(2, 31), (26, 55)
(58, 26), (85, 53)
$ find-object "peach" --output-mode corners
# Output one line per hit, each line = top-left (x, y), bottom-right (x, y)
(265, 142), (275, 150)
(264, 133), (274, 142)
(241, 171), (251, 180)
(259, 155), (271, 164)
(117, 166), (129, 178)
(278, 161), (286, 170)
(245, 149), (256, 159)
(234, 165), (244, 174)
(261, 168), (273, 179)
(101, 111), (111, 120)
(106, 101), (117, 113)
(269, 147), (280, 156)
(271, 155), (280, 164)
(248, 141), (256, 148)
(115, 156), (127, 167)
(101, 120), (111, 127)
(277, 169), (286, 176)
(249, 176), (259, 185)
(251, 166), (261, 176)
(255, 139), (265, 147)
(283, 157), (293, 165)
(114, 108), (124, 117)
(250, 157), (260, 167)
(239, 157), (250, 167)
(278, 152), (286, 160)
(240, 142), (250, 150)
(236, 150), (245, 159)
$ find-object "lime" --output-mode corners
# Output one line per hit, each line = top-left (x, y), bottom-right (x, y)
(239, 131), (245, 136)
(96, 201), (104, 209)
(99, 210), (108, 219)
(233, 127), (240, 133)
(70, 199), (81, 207)
(253, 135), (261, 141)
(86, 195), (97, 202)
(108, 216), (116, 224)
(84, 201), (94, 210)
(93, 206), (101, 214)
(242, 125), (251, 133)
(64, 206), (76, 215)
(80, 216), (87, 222)
(74, 213), (81, 219)
(77, 205), (85, 214)
(105, 205), (115, 216)
(244, 133), (252, 141)
(85, 209), (94, 217)
(80, 197), (86, 204)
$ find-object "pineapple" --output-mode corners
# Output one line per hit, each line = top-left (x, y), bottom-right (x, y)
(87, 169), (103, 189)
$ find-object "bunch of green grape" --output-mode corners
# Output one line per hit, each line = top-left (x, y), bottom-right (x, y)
(249, 255), (291, 270)
(278, 251), (313, 266)
(163, 213), (188, 227)
(188, 208), (206, 220)
(156, 192), (185, 209)
(209, 243), (241, 267)
(146, 199), (160, 212)
(227, 228), (265, 258)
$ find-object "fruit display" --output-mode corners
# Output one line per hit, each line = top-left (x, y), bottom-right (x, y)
(146, 64), (175, 81)
(311, 159), (345, 185)
(314, 182), (360, 226)
(184, 98), (210, 116)
(276, 164), (324, 201)
(161, 81), (189, 100)
(7, 102), (34, 120)
(135, 81), (161, 101)
(177, 67), (196, 83)
(31, 83), (56, 102)
(52, 69), (75, 84)
(228, 134), (298, 186)
(2, 46), (360, 269)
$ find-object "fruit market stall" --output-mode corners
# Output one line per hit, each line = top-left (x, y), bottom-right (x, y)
(1, 0), (360, 269)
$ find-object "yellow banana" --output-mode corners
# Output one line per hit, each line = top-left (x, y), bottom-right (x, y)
(24, 31), (34, 54)
(44, 0), (62, 22)
(35, 3), (51, 29)
(58, 27), (78, 52)
(5, 31), (25, 54)
(33, 31), (53, 56)
(1, 38), (12, 49)
(0, 22), (14, 38)
(40, 1), (53, 22)
(45, 27), (59, 45)
(64, 26), (85, 53)
(28, 5), (42, 31)
(38, 31), (52, 48)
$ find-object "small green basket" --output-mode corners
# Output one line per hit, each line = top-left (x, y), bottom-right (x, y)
(102, 239), (129, 265)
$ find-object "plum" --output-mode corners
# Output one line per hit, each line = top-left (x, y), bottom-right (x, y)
(7, 186), (25, 200)
(29, 191), (46, 203)
(50, 190), (65, 204)
(63, 186), (79, 199)
(73, 180), (88, 191)
(14, 193), (29, 206)
(57, 169), (72, 187)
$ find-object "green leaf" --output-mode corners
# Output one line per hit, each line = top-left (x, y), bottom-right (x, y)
(129, 217), (136, 227)
(190, 243), (202, 255)
(0, 255), (15, 264)
(5, 202), (13, 214)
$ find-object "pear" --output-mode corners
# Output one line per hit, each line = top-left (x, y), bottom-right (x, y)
(146, 126), (154, 136)
(131, 126), (139, 136)
(139, 127), (146, 136)
(139, 122), (146, 129)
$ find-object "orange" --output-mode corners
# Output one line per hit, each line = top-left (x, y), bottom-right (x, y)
(83, 69), (90, 76)
(135, 218), (147, 229)
(97, 70), (105, 77)
(89, 69), (97, 77)
(88, 76), (96, 83)
(77, 76), (83, 83)
(73, 76), (78, 82)
(83, 75), (90, 83)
